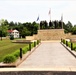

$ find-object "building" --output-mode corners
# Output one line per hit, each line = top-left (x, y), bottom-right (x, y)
(8, 29), (19, 38)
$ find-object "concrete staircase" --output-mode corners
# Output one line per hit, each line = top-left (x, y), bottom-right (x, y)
(35, 29), (67, 40)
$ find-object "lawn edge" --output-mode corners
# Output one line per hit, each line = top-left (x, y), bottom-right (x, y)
(0, 43), (41, 68)
(60, 42), (76, 58)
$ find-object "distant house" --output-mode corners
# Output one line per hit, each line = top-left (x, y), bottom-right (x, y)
(8, 29), (19, 38)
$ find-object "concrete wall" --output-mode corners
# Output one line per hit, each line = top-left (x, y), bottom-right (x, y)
(26, 29), (76, 41)
(26, 36), (34, 40)
(66, 35), (76, 39)
(0, 37), (9, 40)
(34, 29), (67, 40)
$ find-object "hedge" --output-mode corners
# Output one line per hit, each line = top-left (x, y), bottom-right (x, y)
(37, 40), (40, 45)
(61, 39), (76, 51)
(13, 50), (20, 58)
(22, 45), (29, 54)
(3, 40), (40, 63)
(3, 54), (16, 63)
(3, 45), (29, 63)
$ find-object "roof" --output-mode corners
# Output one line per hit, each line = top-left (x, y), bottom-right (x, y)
(7, 30), (13, 33)
(12, 30), (19, 32)
(7, 30), (19, 33)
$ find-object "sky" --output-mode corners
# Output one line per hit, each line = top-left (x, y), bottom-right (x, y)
(0, 0), (76, 25)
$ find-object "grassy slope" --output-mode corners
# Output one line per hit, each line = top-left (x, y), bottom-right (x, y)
(0, 39), (27, 62)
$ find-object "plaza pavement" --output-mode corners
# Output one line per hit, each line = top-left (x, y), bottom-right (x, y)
(17, 41), (76, 69)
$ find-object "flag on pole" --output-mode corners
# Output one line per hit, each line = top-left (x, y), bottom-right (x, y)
(48, 9), (51, 20)
(61, 14), (63, 29)
(48, 9), (51, 15)
(61, 14), (63, 22)
(36, 16), (39, 21)
(36, 15), (40, 30)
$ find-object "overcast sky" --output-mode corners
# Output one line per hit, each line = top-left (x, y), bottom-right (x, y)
(0, 0), (76, 25)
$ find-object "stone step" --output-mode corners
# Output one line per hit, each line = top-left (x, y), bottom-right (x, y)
(0, 68), (76, 75)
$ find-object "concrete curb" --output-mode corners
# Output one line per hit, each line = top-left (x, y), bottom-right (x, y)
(41, 40), (61, 42)
(0, 43), (41, 68)
(0, 67), (76, 73)
(60, 42), (76, 58)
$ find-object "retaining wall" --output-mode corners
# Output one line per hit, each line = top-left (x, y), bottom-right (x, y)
(26, 29), (76, 41)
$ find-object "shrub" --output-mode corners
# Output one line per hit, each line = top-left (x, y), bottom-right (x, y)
(37, 40), (40, 45)
(34, 41), (36, 47)
(22, 48), (26, 54)
(74, 47), (76, 51)
(66, 41), (68, 46)
(3, 45), (30, 63)
(10, 35), (14, 40)
(29, 43), (31, 51)
(31, 42), (34, 48)
(22, 47), (28, 54)
(73, 47), (76, 50)
(67, 42), (71, 48)
(3, 54), (16, 63)
(13, 50), (20, 58)
(63, 39), (66, 44)
(72, 43), (76, 50)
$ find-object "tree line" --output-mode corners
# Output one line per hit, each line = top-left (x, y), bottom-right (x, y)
(0, 19), (76, 39)
(40, 20), (63, 29)
(40, 20), (76, 34)
(0, 19), (39, 38)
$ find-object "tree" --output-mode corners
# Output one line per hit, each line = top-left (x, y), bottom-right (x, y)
(21, 27), (31, 38)
(32, 21), (39, 34)
(72, 25), (76, 34)
(9, 21), (15, 29)
(0, 19), (8, 40)
(40, 21), (43, 29)
(59, 21), (62, 29)
(64, 21), (73, 33)
(49, 20), (53, 28)
(40, 21), (48, 29)
(54, 20), (57, 29)
(0, 25), (8, 37)
(22, 22), (38, 36)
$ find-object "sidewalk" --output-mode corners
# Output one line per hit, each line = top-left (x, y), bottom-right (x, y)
(18, 41), (76, 69)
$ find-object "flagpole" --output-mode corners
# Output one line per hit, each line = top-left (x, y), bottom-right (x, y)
(50, 9), (51, 21)
(48, 8), (51, 21)
(61, 14), (63, 29)
(36, 15), (40, 30)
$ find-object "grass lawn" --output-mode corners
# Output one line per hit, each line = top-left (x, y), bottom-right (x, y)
(0, 39), (28, 62)
(64, 40), (76, 51)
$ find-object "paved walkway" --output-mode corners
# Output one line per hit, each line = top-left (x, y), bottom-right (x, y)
(18, 42), (76, 68)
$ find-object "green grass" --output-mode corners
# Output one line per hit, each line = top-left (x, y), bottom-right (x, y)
(67, 42), (76, 49)
(67, 42), (71, 48)
(0, 39), (28, 62)
(63, 40), (76, 51)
